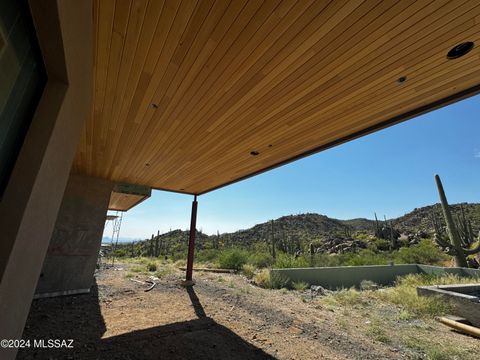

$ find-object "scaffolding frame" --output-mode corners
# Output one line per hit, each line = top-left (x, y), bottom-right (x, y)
(110, 211), (123, 267)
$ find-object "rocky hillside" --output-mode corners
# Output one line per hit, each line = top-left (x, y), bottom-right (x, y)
(225, 203), (479, 245)
(393, 202), (480, 233)
(227, 213), (355, 247)
(116, 203), (480, 256)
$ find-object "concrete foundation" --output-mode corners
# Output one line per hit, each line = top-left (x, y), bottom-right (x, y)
(271, 264), (480, 290)
(417, 284), (480, 327)
(35, 174), (113, 297)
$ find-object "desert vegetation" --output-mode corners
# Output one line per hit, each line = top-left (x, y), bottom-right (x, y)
(106, 205), (480, 275)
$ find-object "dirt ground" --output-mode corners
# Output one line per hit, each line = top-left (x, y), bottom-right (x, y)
(18, 264), (478, 360)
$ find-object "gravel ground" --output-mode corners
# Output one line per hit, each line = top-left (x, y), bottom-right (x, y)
(18, 264), (477, 359)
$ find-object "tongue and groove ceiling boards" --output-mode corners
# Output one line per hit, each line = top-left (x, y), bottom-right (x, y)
(72, 0), (480, 195)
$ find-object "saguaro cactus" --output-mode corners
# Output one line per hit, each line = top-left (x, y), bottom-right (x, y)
(433, 175), (480, 268)
(270, 220), (276, 259)
(373, 212), (400, 249)
(309, 242), (315, 266)
(154, 230), (160, 257)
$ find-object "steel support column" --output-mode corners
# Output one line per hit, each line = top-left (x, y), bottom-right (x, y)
(185, 195), (198, 282)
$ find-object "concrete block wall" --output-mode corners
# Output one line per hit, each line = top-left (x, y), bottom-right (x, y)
(35, 174), (113, 297)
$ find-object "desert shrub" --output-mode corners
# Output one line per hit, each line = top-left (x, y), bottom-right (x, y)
(393, 240), (448, 265)
(113, 248), (128, 257)
(307, 239), (448, 267)
(366, 324), (391, 344)
(248, 252), (274, 268)
(122, 257), (149, 265)
(320, 287), (370, 310)
(269, 271), (291, 289)
(311, 253), (343, 267)
(345, 249), (390, 266)
(173, 259), (186, 268)
(155, 263), (175, 278)
(172, 251), (188, 262)
(253, 269), (290, 289)
(242, 264), (256, 279)
(254, 269), (271, 288)
(146, 262), (157, 272)
(372, 238), (391, 251)
(354, 232), (371, 240)
(196, 249), (221, 264)
(292, 281), (309, 291)
(218, 248), (248, 270)
(273, 253), (309, 268)
(131, 266), (145, 273)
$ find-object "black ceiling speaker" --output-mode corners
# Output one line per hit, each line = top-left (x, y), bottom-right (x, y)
(447, 42), (474, 59)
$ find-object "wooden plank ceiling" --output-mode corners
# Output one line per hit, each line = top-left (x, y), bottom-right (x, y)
(73, 0), (480, 195)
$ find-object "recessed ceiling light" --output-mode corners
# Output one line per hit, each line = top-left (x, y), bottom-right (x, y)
(250, 150), (259, 156)
(447, 42), (474, 59)
(397, 76), (407, 83)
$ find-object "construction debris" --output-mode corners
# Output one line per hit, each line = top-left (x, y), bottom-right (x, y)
(437, 316), (480, 338)
(129, 276), (159, 292)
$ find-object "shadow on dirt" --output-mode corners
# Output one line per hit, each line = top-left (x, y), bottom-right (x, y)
(19, 281), (276, 360)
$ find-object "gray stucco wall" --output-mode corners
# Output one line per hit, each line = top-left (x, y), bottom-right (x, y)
(35, 174), (113, 297)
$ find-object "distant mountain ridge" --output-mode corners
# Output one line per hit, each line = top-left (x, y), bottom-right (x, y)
(123, 202), (480, 247)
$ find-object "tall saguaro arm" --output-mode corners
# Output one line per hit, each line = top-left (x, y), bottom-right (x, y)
(434, 175), (480, 268)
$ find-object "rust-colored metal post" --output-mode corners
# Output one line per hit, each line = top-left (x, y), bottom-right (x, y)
(186, 195), (198, 282)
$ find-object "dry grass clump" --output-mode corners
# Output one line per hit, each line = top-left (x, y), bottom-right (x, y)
(155, 263), (176, 278)
(253, 269), (291, 289)
(173, 259), (186, 268)
(253, 269), (271, 288)
(242, 264), (256, 279)
(319, 287), (371, 310)
(292, 281), (309, 291)
(146, 262), (157, 272)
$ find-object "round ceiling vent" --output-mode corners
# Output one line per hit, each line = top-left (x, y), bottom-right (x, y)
(447, 42), (474, 59)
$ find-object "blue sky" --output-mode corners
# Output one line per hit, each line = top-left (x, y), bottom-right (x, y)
(104, 95), (480, 241)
